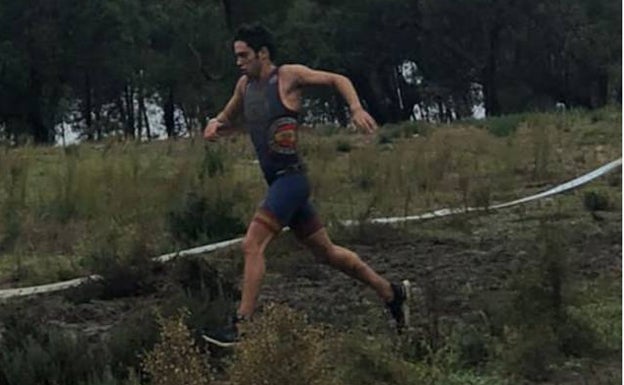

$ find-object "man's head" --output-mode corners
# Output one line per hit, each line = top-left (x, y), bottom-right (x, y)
(233, 23), (276, 78)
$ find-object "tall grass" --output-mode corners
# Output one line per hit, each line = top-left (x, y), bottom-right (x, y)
(0, 108), (620, 286)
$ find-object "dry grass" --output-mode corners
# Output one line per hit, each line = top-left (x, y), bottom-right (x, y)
(0, 107), (620, 285)
(228, 303), (340, 385)
(142, 309), (212, 385)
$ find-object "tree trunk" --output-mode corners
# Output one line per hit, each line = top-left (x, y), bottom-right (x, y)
(221, 0), (246, 30)
(84, 72), (93, 141)
(483, 24), (502, 116)
(124, 83), (135, 139)
(94, 105), (102, 141)
(164, 88), (175, 138)
(116, 96), (127, 137)
(590, 70), (609, 108)
(137, 90), (143, 139)
(138, 93), (150, 140)
(28, 68), (49, 144)
(143, 99), (151, 140)
(349, 68), (391, 125)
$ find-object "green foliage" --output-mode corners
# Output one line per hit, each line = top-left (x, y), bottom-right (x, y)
(2, 0), (620, 142)
(47, 151), (81, 223)
(335, 334), (429, 385)
(199, 145), (225, 179)
(473, 114), (526, 138)
(166, 192), (245, 246)
(76, 217), (160, 299)
(0, 326), (109, 385)
(0, 151), (29, 252)
(567, 279), (622, 353)
(583, 188), (613, 211)
(335, 138), (353, 153)
(484, 221), (616, 380)
(106, 309), (160, 379)
(500, 326), (561, 381)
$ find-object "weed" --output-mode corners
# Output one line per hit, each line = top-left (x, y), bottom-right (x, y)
(141, 309), (212, 385)
(228, 303), (339, 385)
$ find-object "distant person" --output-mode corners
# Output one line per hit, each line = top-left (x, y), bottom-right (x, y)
(203, 23), (409, 345)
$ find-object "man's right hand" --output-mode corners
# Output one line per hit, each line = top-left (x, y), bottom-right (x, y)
(203, 118), (225, 141)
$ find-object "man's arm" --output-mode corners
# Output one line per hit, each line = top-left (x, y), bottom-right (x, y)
(204, 76), (247, 140)
(284, 64), (377, 133)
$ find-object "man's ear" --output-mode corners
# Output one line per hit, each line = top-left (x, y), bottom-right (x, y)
(258, 47), (270, 60)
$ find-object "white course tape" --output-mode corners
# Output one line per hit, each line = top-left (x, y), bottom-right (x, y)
(0, 158), (620, 300)
(342, 158), (622, 226)
(0, 275), (102, 300)
(154, 237), (244, 263)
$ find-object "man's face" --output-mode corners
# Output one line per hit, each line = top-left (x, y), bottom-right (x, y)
(234, 41), (261, 78)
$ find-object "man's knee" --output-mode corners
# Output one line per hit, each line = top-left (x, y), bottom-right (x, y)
(310, 242), (335, 264)
(241, 236), (263, 258)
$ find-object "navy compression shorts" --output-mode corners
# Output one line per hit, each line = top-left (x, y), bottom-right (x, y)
(253, 172), (323, 239)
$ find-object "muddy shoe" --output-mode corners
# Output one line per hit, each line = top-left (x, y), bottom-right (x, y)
(202, 315), (245, 348)
(386, 280), (411, 333)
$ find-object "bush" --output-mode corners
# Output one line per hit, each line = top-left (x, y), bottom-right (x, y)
(107, 309), (160, 380)
(228, 303), (339, 385)
(142, 309), (212, 385)
(0, 327), (109, 385)
(583, 189), (612, 211)
(167, 193), (245, 246)
(336, 333), (428, 385)
(199, 145), (225, 179)
(335, 139), (352, 153)
(492, 221), (610, 380)
(78, 220), (159, 300)
(480, 114), (525, 137)
(501, 326), (560, 381)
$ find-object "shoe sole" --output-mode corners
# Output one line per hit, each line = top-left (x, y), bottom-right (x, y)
(402, 279), (411, 329)
(201, 334), (238, 348)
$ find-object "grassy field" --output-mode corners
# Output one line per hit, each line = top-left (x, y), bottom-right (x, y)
(0, 107), (620, 385)
(0, 107), (620, 287)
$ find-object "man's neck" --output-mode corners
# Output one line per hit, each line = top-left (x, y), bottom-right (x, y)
(258, 63), (276, 81)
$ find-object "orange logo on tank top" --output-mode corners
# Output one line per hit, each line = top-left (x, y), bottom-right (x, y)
(269, 117), (298, 155)
(274, 123), (296, 148)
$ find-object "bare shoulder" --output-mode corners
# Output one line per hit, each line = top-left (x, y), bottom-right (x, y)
(279, 64), (308, 74)
(234, 75), (249, 94)
(279, 64), (337, 87)
(277, 64), (306, 89)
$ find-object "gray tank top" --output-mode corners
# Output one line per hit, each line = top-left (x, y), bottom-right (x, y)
(243, 67), (304, 184)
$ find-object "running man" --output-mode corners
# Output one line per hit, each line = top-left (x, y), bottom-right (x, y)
(203, 23), (409, 345)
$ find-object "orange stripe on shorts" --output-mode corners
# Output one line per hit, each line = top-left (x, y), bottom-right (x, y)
(252, 210), (282, 234)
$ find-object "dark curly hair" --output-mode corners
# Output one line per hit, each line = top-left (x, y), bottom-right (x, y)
(233, 23), (276, 60)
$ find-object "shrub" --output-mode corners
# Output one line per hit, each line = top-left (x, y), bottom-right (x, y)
(583, 189), (612, 211)
(494, 221), (608, 380)
(78, 220), (159, 300)
(167, 193), (245, 246)
(199, 145), (225, 179)
(335, 139), (353, 153)
(0, 327), (109, 385)
(107, 309), (160, 380)
(481, 114), (525, 137)
(228, 303), (339, 385)
(336, 333), (428, 385)
(142, 309), (212, 385)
